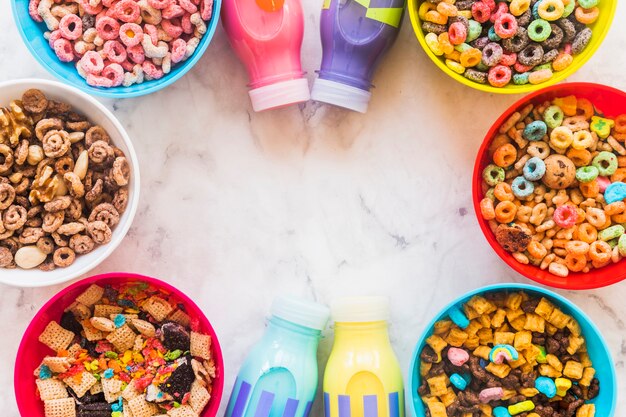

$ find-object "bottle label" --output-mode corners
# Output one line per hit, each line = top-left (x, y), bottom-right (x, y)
(323, 392), (402, 417)
(322, 0), (403, 28)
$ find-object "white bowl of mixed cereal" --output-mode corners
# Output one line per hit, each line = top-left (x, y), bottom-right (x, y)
(0, 79), (139, 287)
(473, 83), (626, 290)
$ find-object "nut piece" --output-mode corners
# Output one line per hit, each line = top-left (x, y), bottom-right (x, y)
(74, 150), (89, 180)
(14, 245), (47, 269)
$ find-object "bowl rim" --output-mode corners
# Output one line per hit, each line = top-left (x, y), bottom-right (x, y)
(10, 0), (223, 98)
(0, 78), (141, 287)
(14, 272), (225, 417)
(407, 282), (617, 417)
(406, 0), (618, 95)
(472, 82), (626, 290)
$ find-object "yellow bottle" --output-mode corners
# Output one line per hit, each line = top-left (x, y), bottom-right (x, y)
(323, 297), (405, 417)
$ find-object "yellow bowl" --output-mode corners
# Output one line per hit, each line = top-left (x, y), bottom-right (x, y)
(408, 1), (617, 94)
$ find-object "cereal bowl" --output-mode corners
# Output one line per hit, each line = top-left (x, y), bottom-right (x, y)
(473, 83), (626, 289)
(11, 0), (222, 98)
(15, 272), (225, 417)
(408, 283), (616, 417)
(407, 0), (617, 94)
(0, 79), (139, 287)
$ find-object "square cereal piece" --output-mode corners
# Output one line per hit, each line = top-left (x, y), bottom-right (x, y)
(427, 374), (448, 397)
(43, 356), (72, 373)
(426, 335), (448, 354)
(478, 314), (492, 329)
(465, 320), (483, 336)
(567, 319), (582, 337)
(579, 352), (593, 368)
(106, 324), (136, 353)
(440, 386), (457, 407)
(505, 308), (524, 324)
(563, 361), (584, 380)
(110, 314), (139, 322)
(133, 335), (145, 352)
(44, 398), (76, 417)
(491, 309), (507, 328)
(168, 405), (198, 417)
(81, 320), (104, 342)
(545, 322), (557, 336)
(426, 401), (447, 417)
(513, 331), (533, 351)
(477, 328), (493, 345)
(128, 395), (159, 417)
(535, 298), (555, 320)
(539, 364), (562, 378)
(523, 345), (541, 366)
(580, 367), (596, 387)
(433, 319), (452, 336)
(39, 321), (75, 352)
(65, 302), (91, 320)
(502, 389), (517, 401)
(576, 404), (595, 417)
(168, 309), (191, 328)
(142, 296), (173, 322)
(467, 295), (497, 315)
(546, 354), (563, 372)
(189, 380), (211, 414)
(67, 343), (82, 356)
(36, 378), (68, 401)
(519, 388), (539, 397)
(520, 362), (535, 375)
(102, 378), (124, 403)
(420, 361), (432, 377)
(505, 293), (524, 310)
(121, 381), (141, 401)
(122, 400), (133, 417)
(63, 372), (97, 398)
(494, 331), (515, 346)
(509, 315), (527, 332)
(445, 328), (468, 347)
(76, 284), (104, 306)
(90, 381), (103, 395)
(473, 345), (492, 360)
(486, 362), (511, 378)
(463, 304), (480, 320)
(464, 335), (480, 350)
(523, 313), (545, 333)
(508, 355), (527, 370)
(478, 404), (492, 416)
(94, 304), (123, 318)
(548, 308), (571, 329)
(190, 332), (212, 360)
(567, 336), (585, 355)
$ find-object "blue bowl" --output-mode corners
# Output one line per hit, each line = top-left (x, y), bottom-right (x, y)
(408, 283), (616, 417)
(11, 0), (221, 98)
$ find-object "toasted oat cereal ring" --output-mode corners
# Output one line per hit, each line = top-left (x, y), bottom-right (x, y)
(87, 220), (112, 244)
(54, 156), (74, 175)
(589, 240), (612, 263)
(566, 240), (590, 255)
(69, 234), (95, 254)
(480, 197), (496, 220)
(21, 89), (48, 114)
(585, 207), (607, 228)
(575, 6), (599, 24)
(580, 179), (600, 198)
(494, 182), (514, 202)
(523, 120), (547, 141)
(567, 148), (592, 167)
(550, 126), (574, 148)
(0, 183), (16, 210)
(493, 143), (517, 168)
(495, 200), (517, 223)
(527, 141), (550, 160)
(577, 223), (597, 244)
(528, 240), (547, 259)
(605, 201), (625, 216)
(89, 203), (120, 228)
(4, 205), (27, 231)
(53, 246), (75, 267)
(85, 125), (111, 148)
(592, 151), (618, 176)
(570, 130), (593, 150)
(565, 253), (586, 272)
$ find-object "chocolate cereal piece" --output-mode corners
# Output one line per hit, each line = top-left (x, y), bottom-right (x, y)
(159, 356), (195, 401)
(495, 224), (531, 253)
(161, 322), (191, 352)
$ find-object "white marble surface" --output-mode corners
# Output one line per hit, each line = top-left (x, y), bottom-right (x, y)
(0, 2), (625, 416)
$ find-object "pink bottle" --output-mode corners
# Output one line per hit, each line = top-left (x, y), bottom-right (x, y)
(221, 0), (310, 112)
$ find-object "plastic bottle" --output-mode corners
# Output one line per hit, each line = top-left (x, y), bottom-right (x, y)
(311, 0), (405, 113)
(323, 297), (405, 417)
(225, 296), (330, 417)
(221, 0), (310, 112)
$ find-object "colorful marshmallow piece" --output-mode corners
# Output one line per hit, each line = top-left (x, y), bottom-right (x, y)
(536, 345), (547, 364)
(479, 387), (504, 403)
(489, 344), (519, 364)
(450, 373), (468, 390)
(479, 358), (488, 368)
(494, 406), (512, 417)
(604, 182), (626, 204)
(590, 116), (614, 139)
(508, 400), (535, 416)
(448, 305), (470, 329)
(555, 377), (573, 397)
(535, 376), (557, 398)
(447, 347), (470, 366)
(597, 176), (611, 193)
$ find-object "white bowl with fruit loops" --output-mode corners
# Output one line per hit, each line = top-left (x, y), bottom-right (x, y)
(0, 79), (139, 287)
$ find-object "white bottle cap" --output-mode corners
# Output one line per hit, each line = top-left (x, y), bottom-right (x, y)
(311, 78), (372, 114)
(331, 296), (390, 323)
(270, 296), (330, 331)
(248, 78), (311, 112)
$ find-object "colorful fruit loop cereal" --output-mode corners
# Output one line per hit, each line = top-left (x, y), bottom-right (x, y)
(30, 0), (214, 88)
(0, 89), (131, 271)
(480, 95), (626, 278)
(418, 291), (599, 417)
(34, 281), (216, 417)
(418, 0), (598, 88)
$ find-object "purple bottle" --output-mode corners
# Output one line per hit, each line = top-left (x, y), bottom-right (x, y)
(311, 0), (405, 113)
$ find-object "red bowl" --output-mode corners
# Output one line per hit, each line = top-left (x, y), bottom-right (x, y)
(14, 272), (224, 416)
(473, 82), (626, 290)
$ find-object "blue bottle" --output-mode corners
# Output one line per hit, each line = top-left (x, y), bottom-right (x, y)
(225, 296), (330, 417)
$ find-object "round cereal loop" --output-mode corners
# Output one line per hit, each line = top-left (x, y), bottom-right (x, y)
(549, 126), (573, 149)
(494, 182), (515, 202)
(523, 157), (546, 181)
(100, 64), (125, 87)
(542, 154), (576, 189)
(523, 120), (547, 142)
(20, 227), (45, 245)
(162, 19), (184, 38)
(53, 246), (76, 267)
(553, 204), (578, 229)
(0, 145), (14, 175)
(65, 198), (83, 221)
(510, 0), (530, 16)
(85, 126), (111, 148)
(543, 105), (564, 129)
(575, 166), (599, 183)
(4, 205), (27, 231)
(87, 220), (112, 244)
(36, 236), (56, 255)
(0, 183), (16, 210)
(592, 151), (618, 177)
(79, 51), (105, 75)
(53, 38), (74, 62)
(42, 211), (65, 233)
(118, 23), (143, 47)
(103, 40), (128, 64)
(88, 140), (114, 165)
(494, 13), (518, 39)
(21, 89), (49, 114)
(448, 22), (468, 45)
(586, 207), (607, 229)
(565, 253), (586, 272)
(96, 16), (120, 41)
(598, 225), (625, 242)
(111, 0), (141, 23)
(69, 234), (95, 254)
(511, 176), (534, 198)
(482, 42), (503, 67)
(528, 19), (552, 42)
(495, 200), (517, 223)
(147, 0), (174, 9)
(502, 26), (529, 53)
(170, 38), (187, 63)
(163, 3), (185, 19)
(538, 0), (564, 21)
(113, 187), (129, 213)
(575, 6), (600, 25)
(480, 198), (496, 220)
(43, 130), (71, 158)
(518, 43), (544, 66)
(541, 24), (563, 50)
(142, 61), (165, 80)
(483, 164), (505, 186)
(589, 240), (612, 263)
(54, 156), (75, 176)
(58, 13), (82, 40)
(493, 143), (517, 168)
(472, 1), (491, 23)
(572, 28), (592, 55)
(89, 203), (120, 227)
(488, 65), (512, 87)
(112, 157), (131, 186)
(200, 0), (213, 20)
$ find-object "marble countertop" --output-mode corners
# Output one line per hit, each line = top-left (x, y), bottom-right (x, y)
(0, 1), (625, 416)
